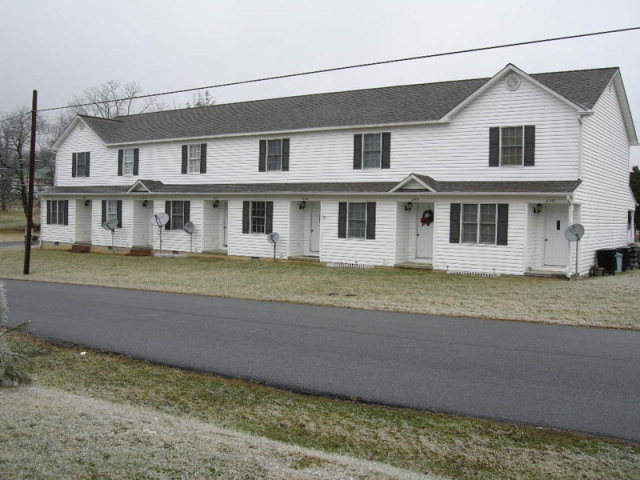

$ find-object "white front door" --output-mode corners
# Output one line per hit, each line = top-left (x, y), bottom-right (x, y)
(544, 205), (569, 266)
(309, 203), (320, 253)
(416, 205), (434, 259)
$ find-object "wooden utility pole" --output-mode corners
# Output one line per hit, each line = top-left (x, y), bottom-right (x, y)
(23, 90), (37, 275)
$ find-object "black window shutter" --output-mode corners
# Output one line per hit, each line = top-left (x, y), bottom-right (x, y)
(449, 203), (461, 243)
(165, 201), (172, 230)
(366, 202), (376, 239)
(72, 153), (77, 177)
(101, 200), (106, 225)
(242, 201), (250, 233)
(497, 204), (509, 245)
(259, 140), (266, 172)
(353, 134), (362, 169)
(86, 153), (90, 176)
(489, 127), (500, 167)
(181, 145), (188, 174)
(338, 202), (347, 238)
(265, 201), (274, 234)
(116, 200), (123, 228)
(184, 201), (190, 223)
(117, 150), (123, 176)
(200, 144), (207, 174)
(381, 133), (391, 169)
(63, 200), (69, 225)
(281, 138), (289, 171)
(46, 200), (51, 224)
(524, 126), (535, 166)
(133, 148), (139, 175)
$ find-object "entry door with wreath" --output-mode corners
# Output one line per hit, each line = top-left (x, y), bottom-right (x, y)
(416, 205), (434, 259)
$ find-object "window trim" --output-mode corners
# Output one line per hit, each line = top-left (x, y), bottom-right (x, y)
(362, 133), (382, 169)
(187, 144), (201, 174)
(47, 200), (68, 225)
(250, 200), (267, 234)
(123, 149), (135, 176)
(266, 139), (283, 171)
(347, 202), (367, 239)
(460, 203), (499, 245)
(106, 200), (119, 226)
(75, 151), (90, 177)
(499, 126), (524, 167)
(169, 200), (186, 230)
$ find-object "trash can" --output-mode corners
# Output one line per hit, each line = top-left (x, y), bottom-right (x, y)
(596, 249), (618, 275)
(615, 252), (623, 273)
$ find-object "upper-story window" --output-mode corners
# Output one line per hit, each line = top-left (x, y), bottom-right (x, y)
(181, 144), (207, 174)
(489, 126), (535, 167)
(72, 152), (90, 177)
(353, 133), (391, 169)
(259, 139), (289, 172)
(118, 148), (139, 176)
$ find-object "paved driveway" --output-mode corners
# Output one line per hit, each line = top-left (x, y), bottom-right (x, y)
(4, 279), (640, 442)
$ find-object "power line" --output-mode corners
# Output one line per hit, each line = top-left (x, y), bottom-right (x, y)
(3, 25), (640, 120)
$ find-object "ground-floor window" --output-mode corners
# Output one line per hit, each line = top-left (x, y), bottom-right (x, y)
(338, 202), (376, 239)
(101, 200), (122, 228)
(46, 200), (68, 225)
(450, 203), (508, 245)
(242, 201), (273, 234)
(251, 201), (266, 233)
(164, 201), (190, 230)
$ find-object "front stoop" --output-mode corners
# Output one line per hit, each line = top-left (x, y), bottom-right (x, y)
(70, 244), (91, 254)
(129, 247), (153, 257)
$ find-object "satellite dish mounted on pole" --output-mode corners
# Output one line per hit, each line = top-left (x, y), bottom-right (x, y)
(564, 223), (585, 279)
(183, 221), (195, 252)
(267, 232), (280, 261)
(151, 212), (169, 252)
(101, 220), (118, 252)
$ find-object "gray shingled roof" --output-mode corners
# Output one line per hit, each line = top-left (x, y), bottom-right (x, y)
(42, 178), (580, 195)
(79, 67), (618, 145)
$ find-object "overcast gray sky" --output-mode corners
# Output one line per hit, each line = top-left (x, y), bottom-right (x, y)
(1, 0), (638, 165)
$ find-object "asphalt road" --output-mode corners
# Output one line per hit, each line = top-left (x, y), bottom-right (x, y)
(4, 279), (639, 442)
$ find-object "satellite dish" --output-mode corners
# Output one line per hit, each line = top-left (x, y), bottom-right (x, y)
(267, 232), (280, 245)
(564, 224), (585, 242)
(151, 212), (169, 227)
(101, 220), (117, 231)
(183, 221), (195, 234)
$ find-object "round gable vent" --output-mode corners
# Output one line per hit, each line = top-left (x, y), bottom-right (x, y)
(506, 74), (521, 91)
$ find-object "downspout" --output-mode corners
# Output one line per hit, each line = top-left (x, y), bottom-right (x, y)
(566, 195), (574, 278)
(577, 116), (584, 180)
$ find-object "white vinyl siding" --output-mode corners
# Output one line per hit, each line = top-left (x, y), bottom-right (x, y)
(41, 200), (74, 244)
(152, 200), (203, 253)
(227, 199), (289, 259)
(91, 200), (132, 248)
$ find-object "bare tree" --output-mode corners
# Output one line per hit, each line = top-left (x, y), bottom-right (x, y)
(67, 80), (164, 119)
(186, 89), (215, 108)
(0, 109), (47, 215)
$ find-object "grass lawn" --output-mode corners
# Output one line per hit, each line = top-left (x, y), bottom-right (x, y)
(0, 247), (638, 329)
(0, 209), (37, 242)
(3, 332), (639, 480)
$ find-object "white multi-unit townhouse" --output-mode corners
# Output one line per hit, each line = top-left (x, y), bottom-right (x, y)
(40, 64), (637, 276)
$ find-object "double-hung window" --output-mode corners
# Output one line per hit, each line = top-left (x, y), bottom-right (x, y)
(123, 149), (135, 176)
(353, 133), (390, 169)
(489, 126), (535, 167)
(251, 201), (266, 233)
(348, 203), (367, 238)
(501, 127), (523, 166)
(363, 134), (382, 168)
(451, 203), (508, 245)
(338, 202), (376, 239)
(462, 204), (498, 244)
(106, 200), (119, 226)
(267, 140), (282, 171)
(170, 201), (186, 230)
(188, 145), (201, 174)
(46, 200), (68, 225)
(72, 152), (90, 177)
(258, 139), (289, 172)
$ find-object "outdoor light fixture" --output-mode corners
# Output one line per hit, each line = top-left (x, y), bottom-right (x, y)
(533, 203), (543, 215)
(299, 201), (306, 210)
(213, 200), (220, 208)
(404, 202), (413, 212)
(84, 199), (91, 207)
(142, 200), (148, 207)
